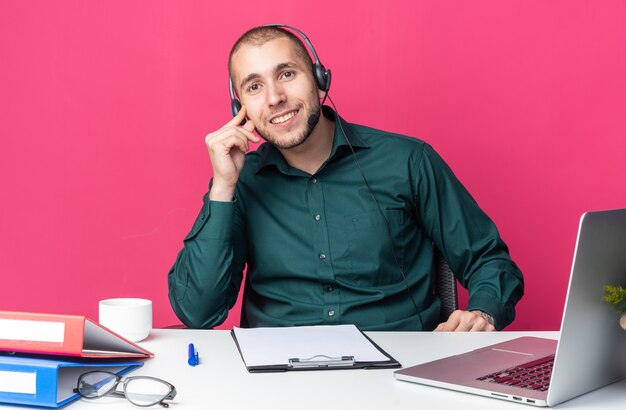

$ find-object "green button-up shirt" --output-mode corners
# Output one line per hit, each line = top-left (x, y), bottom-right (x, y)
(168, 108), (524, 331)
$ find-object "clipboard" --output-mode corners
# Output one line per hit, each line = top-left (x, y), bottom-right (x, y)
(231, 324), (401, 373)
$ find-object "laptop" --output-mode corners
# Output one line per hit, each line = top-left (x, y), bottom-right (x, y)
(394, 208), (626, 406)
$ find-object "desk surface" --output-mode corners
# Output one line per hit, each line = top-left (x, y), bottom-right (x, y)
(3, 330), (625, 409)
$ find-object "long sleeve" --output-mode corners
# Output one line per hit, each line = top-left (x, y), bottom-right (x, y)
(413, 144), (524, 329)
(168, 193), (248, 328)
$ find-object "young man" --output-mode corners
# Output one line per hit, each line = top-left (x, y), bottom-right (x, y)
(168, 25), (524, 331)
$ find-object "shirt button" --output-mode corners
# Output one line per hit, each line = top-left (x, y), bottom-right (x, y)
(311, 178), (317, 184)
(314, 214), (321, 221)
(326, 286), (334, 292)
(328, 310), (335, 317)
(319, 253), (326, 260)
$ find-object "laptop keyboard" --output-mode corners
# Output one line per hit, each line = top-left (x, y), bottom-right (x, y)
(477, 355), (554, 392)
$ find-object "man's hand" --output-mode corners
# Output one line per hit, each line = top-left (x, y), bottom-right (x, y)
(205, 106), (259, 201)
(433, 310), (496, 332)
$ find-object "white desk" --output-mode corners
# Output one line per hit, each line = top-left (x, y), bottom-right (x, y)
(3, 330), (625, 409)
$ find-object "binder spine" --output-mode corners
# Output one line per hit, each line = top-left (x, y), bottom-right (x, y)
(0, 359), (58, 407)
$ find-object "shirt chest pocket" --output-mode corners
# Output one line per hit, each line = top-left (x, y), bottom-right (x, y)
(343, 209), (405, 285)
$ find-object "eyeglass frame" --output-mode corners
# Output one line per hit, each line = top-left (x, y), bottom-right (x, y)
(73, 370), (177, 408)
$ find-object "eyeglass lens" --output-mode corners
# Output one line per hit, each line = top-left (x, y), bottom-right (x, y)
(77, 372), (118, 398)
(125, 377), (173, 407)
(77, 371), (174, 407)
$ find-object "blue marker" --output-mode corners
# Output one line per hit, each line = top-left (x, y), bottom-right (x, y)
(188, 343), (199, 366)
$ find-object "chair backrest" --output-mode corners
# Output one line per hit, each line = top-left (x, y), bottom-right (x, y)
(433, 247), (459, 322)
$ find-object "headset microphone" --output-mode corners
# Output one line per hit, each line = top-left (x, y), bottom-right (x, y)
(307, 112), (320, 128)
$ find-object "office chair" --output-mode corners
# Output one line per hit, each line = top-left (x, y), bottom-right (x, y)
(433, 247), (459, 323)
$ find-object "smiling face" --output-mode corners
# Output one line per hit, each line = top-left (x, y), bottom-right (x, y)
(230, 37), (324, 149)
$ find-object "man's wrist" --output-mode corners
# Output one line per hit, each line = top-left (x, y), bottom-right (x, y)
(471, 310), (496, 328)
(209, 184), (236, 201)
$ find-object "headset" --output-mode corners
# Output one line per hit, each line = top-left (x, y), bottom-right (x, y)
(229, 24), (422, 321)
(229, 24), (332, 124)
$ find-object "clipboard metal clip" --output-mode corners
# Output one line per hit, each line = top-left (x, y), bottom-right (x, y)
(288, 355), (355, 368)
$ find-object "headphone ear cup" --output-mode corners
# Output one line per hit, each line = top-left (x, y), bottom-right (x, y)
(313, 63), (331, 92)
(231, 98), (242, 117)
(230, 98), (247, 125)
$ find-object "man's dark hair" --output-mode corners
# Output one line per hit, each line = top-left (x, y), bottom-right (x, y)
(228, 26), (314, 92)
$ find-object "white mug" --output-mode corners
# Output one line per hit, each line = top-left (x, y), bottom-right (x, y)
(98, 298), (152, 342)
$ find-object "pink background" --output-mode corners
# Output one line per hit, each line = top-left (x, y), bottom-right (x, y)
(1, 1), (625, 331)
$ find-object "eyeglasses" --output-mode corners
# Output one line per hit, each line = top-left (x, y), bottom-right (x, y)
(74, 371), (177, 408)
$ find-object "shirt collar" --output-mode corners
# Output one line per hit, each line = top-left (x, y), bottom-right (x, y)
(256, 106), (369, 174)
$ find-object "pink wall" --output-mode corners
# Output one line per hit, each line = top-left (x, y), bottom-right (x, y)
(1, 1), (625, 331)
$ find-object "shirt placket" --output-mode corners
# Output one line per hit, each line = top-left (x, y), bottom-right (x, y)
(307, 175), (340, 323)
